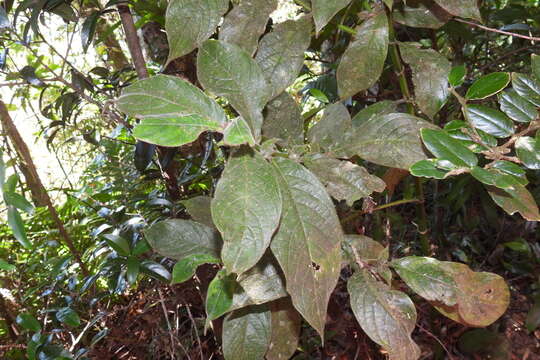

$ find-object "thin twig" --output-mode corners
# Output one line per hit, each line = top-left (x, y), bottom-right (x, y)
(184, 303), (204, 360)
(158, 288), (191, 360)
(455, 18), (540, 42)
(417, 324), (454, 360)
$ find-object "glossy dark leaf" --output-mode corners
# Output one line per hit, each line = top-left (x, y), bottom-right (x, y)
(312, 0), (352, 33)
(421, 128), (478, 167)
(16, 313), (41, 332)
(222, 305), (271, 360)
(410, 159), (448, 179)
(7, 206), (30, 248)
(532, 54), (540, 81)
(266, 298), (302, 360)
(103, 234), (130, 256)
(56, 307), (80, 327)
(400, 42), (451, 118)
(470, 167), (523, 189)
(117, 75), (227, 147)
(465, 104), (514, 138)
(198, 40), (269, 140)
(337, 11), (389, 99)
(144, 219), (222, 260)
(255, 16), (311, 100)
(206, 269), (235, 321)
(126, 257), (140, 285)
(134, 141), (155, 172)
(271, 157), (343, 338)
(466, 72), (510, 100)
(171, 254), (220, 284)
(262, 92), (304, 145)
(499, 89), (537, 123)
(511, 73), (540, 107)
(219, 0), (278, 56)
(212, 149), (281, 275)
(449, 65), (467, 87)
(140, 261), (171, 282)
(20, 66), (45, 86)
(165, 0), (229, 63)
(487, 185), (540, 221)
(515, 136), (540, 170)
(81, 11), (100, 53)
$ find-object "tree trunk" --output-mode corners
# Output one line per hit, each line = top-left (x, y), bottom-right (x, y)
(0, 101), (89, 276)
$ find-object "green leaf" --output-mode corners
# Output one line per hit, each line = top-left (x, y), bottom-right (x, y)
(312, 0), (352, 33)
(337, 11), (389, 99)
(470, 167), (522, 189)
(421, 128), (478, 167)
(7, 206), (30, 248)
(304, 154), (386, 205)
(0, 259), (15, 272)
(262, 92), (304, 145)
(144, 219), (222, 260)
(206, 269), (235, 321)
(410, 159), (448, 179)
(198, 40), (269, 140)
(126, 257), (140, 285)
(222, 117), (256, 146)
(465, 105), (514, 138)
(16, 313), (41, 332)
(270, 158), (343, 338)
(255, 16), (312, 100)
(307, 103), (352, 150)
(212, 148), (282, 275)
(171, 254), (220, 284)
(526, 299), (540, 332)
(3, 192), (34, 213)
(266, 298), (302, 360)
(491, 160), (526, 177)
(165, 0), (229, 63)
(348, 269), (421, 360)
(515, 136), (540, 170)
(393, 3), (446, 29)
(219, 0), (278, 56)
(0, 7), (10, 33)
(466, 72), (510, 100)
(222, 305), (271, 360)
(511, 73), (540, 107)
(140, 261), (171, 282)
(433, 0), (482, 21)
(400, 42), (451, 118)
(393, 257), (510, 327)
(487, 185), (540, 221)
(449, 65), (467, 87)
(103, 234), (130, 256)
(337, 113), (436, 170)
(117, 75), (227, 147)
(181, 196), (214, 228)
(56, 307), (80, 327)
(351, 100), (398, 127)
(20, 66), (45, 87)
(499, 89), (537, 123)
(0, 152), (5, 188)
(532, 54), (540, 81)
(81, 11), (100, 53)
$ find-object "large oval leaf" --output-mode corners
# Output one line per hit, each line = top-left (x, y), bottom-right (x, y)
(348, 269), (421, 360)
(206, 269), (235, 322)
(336, 113), (436, 170)
(144, 219), (222, 260)
(516, 136), (540, 170)
(181, 196), (214, 228)
(465, 104), (514, 138)
(219, 0), (278, 56)
(312, 0), (352, 33)
(421, 128), (478, 167)
(117, 75), (227, 147)
(222, 305), (272, 360)
(512, 73), (540, 107)
(393, 3), (446, 29)
(212, 149), (282, 275)
(351, 100), (398, 127)
(399, 42), (451, 118)
(499, 89), (537, 123)
(466, 72), (510, 100)
(7, 205), (30, 248)
(433, 0), (481, 21)
(262, 92), (304, 145)
(337, 11), (389, 99)
(255, 16), (311, 100)
(165, 0), (229, 63)
(487, 184), (540, 221)
(198, 40), (269, 141)
(270, 157), (343, 338)
(307, 102), (351, 150)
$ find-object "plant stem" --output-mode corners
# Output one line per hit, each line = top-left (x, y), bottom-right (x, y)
(117, 4), (148, 79)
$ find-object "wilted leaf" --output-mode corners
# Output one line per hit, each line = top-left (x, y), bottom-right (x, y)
(312, 0), (352, 33)
(117, 75), (227, 147)
(400, 42), (451, 118)
(336, 113), (436, 169)
(144, 219), (222, 260)
(270, 157), (343, 338)
(181, 196), (214, 228)
(256, 17), (311, 100)
(171, 254), (220, 284)
(393, 3), (446, 29)
(222, 305), (271, 360)
(515, 136), (540, 170)
(262, 92), (304, 145)
(352, 100), (398, 127)
(305, 154), (386, 205)
(487, 184), (540, 221)
(165, 0), (229, 63)
(198, 40), (269, 140)
(499, 89), (537, 123)
(421, 128), (478, 167)
(465, 105), (514, 138)
(433, 0), (481, 21)
(266, 298), (302, 360)
(307, 102), (351, 150)
(466, 72), (510, 100)
(219, 0), (278, 56)
(212, 148), (282, 274)
(337, 11), (389, 99)
(348, 269), (421, 360)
